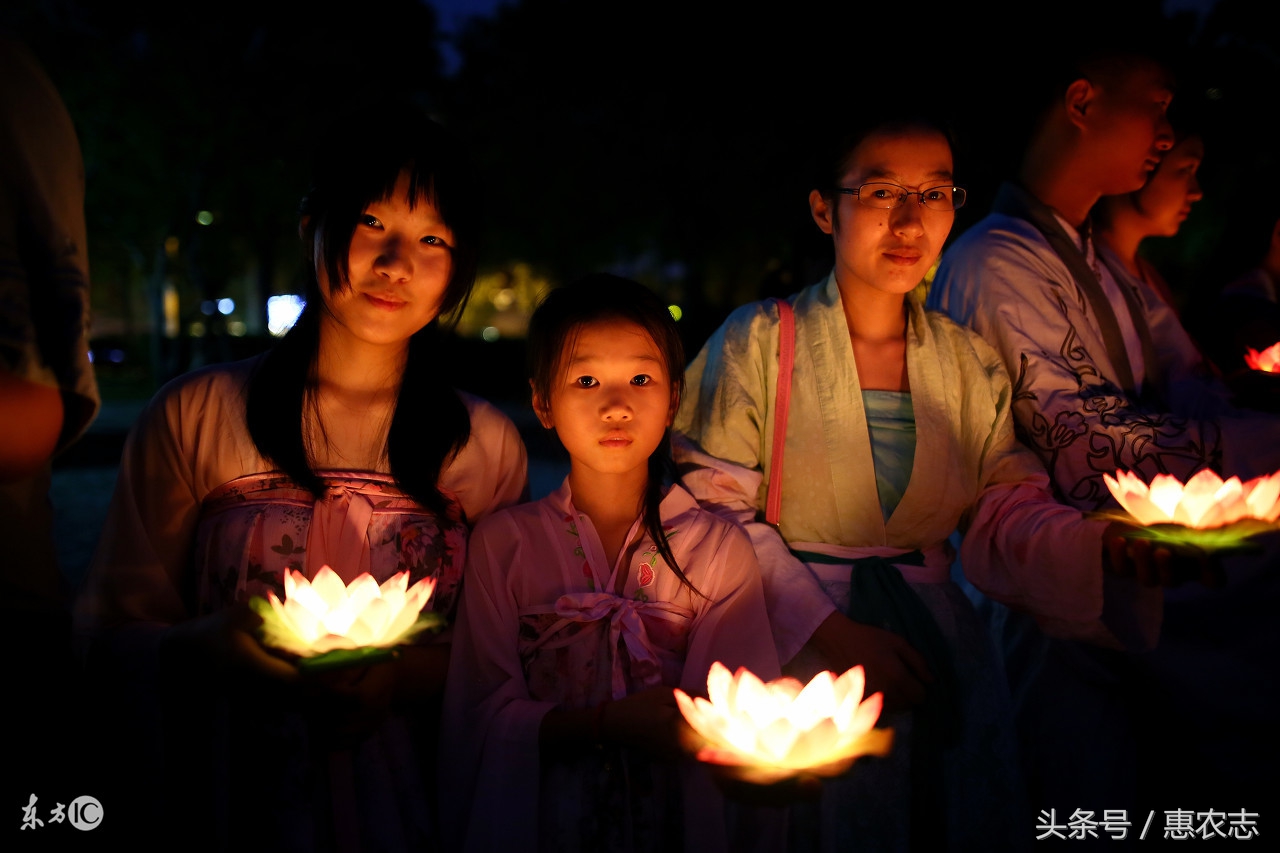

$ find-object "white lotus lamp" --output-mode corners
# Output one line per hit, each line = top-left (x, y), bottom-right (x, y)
(1101, 469), (1280, 550)
(675, 662), (893, 784)
(1244, 342), (1280, 373)
(251, 566), (442, 671)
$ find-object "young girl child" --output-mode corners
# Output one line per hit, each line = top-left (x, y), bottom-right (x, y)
(75, 107), (528, 851)
(673, 113), (1214, 851)
(440, 274), (781, 852)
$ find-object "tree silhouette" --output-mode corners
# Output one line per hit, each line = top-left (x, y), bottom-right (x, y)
(6, 0), (450, 385)
(6, 0), (1277, 394)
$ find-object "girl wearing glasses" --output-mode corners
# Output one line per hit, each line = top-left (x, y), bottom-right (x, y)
(673, 114), (1204, 851)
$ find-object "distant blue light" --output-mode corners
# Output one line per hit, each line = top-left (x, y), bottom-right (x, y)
(267, 295), (306, 336)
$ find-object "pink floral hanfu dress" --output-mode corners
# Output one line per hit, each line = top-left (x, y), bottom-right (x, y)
(75, 356), (528, 852)
(194, 471), (470, 619)
(440, 479), (781, 853)
(193, 471), (473, 851)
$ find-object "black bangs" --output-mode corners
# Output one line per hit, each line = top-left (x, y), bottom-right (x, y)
(248, 102), (480, 510)
(297, 108), (482, 321)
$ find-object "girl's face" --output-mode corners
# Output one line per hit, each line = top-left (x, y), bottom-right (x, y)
(317, 169), (455, 350)
(1134, 134), (1204, 237)
(535, 319), (676, 481)
(810, 127), (957, 301)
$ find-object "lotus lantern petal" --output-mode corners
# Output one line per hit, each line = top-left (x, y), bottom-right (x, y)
(675, 662), (893, 782)
(1103, 469), (1280, 529)
(259, 565), (436, 657)
(1244, 342), (1280, 373)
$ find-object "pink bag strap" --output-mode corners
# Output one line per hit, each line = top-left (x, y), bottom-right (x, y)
(765, 297), (795, 527)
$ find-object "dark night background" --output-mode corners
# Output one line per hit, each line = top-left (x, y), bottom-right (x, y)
(2, 0), (1279, 845)
(5, 0), (1277, 393)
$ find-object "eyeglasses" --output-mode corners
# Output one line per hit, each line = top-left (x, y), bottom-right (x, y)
(834, 182), (967, 212)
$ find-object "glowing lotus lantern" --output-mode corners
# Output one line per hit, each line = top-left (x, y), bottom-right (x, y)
(250, 566), (442, 671)
(1100, 469), (1280, 551)
(674, 662), (893, 784)
(1244, 343), (1280, 373)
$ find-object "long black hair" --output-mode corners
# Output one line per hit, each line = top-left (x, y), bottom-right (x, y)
(245, 106), (480, 516)
(526, 274), (703, 596)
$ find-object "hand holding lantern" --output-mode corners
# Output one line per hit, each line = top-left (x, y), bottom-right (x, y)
(158, 599), (301, 688)
(1097, 468), (1280, 557)
(250, 566), (443, 672)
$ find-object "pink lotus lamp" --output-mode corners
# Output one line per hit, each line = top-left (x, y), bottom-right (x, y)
(675, 662), (893, 784)
(1244, 343), (1280, 373)
(1101, 469), (1280, 551)
(251, 566), (441, 671)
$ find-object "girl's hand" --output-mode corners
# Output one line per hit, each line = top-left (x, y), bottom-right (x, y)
(700, 762), (826, 807)
(540, 686), (689, 758)
(159, 602), (299, 688)
(598, 685), (688, 759)
(1102, 522), (1225, 589)
(299, 658), (400, 746)
(298, 644), (448, 746)
(809, 612), (932, 715)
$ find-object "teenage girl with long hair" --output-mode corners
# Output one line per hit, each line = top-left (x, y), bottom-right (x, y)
(77, 106), (527, 851)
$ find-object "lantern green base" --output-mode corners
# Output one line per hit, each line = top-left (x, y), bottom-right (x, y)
(1090, 512), (1278, 555)
(297, 644), (400, 673)
(247, 597), (447, 673)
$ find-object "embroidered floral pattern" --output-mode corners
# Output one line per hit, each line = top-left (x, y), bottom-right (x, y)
(194, 472), (468, 618)
(563, 513), (595, 592)
(633, 526), (679, 601)
(1010, 311), (1222, 512)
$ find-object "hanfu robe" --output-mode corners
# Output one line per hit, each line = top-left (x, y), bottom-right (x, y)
(440, 479), (780, 853)
(927, 181), (1280, 507)
(74, 355), (528, 852)
(927, 181), (1280, 822)
(673, 272), (1139, 852)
